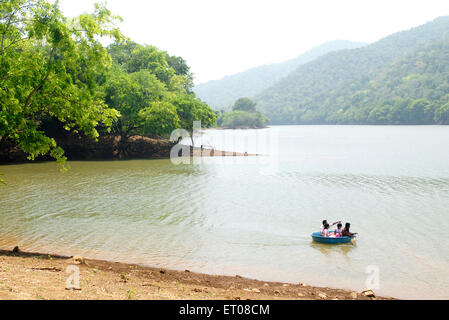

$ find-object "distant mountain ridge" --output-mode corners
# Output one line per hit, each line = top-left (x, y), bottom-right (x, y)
(193, 40), (367, 110)
(255, 16), (449, 125)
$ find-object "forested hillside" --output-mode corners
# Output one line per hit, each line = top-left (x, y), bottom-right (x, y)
(194, 40), (366, 110)
(255, 17), (449, 124)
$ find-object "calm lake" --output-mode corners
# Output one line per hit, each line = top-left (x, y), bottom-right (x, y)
(1, 125), (449, 299)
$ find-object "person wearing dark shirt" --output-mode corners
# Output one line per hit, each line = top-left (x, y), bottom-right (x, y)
(342, 223), (358, 237)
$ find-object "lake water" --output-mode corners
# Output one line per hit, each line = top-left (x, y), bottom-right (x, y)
(1, 125), (449, 299)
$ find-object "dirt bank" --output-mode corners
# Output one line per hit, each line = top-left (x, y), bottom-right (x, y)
(0, 132), (259, 164)
(0, 248), (394, 300)
(0, 134), (175, 163)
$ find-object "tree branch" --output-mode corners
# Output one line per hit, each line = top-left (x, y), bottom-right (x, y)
(0, 7), (19, 67)
(24, 47), (56, 110)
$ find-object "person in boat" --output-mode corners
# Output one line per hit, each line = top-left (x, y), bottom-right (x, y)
(320, 220), (327, 236)
(322, 223), (330, 237)
(335, 223), (343, 237)
(342, 223), (358, 237)
(320, 220), (341, 236)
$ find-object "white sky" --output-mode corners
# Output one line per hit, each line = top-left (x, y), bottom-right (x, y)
(59, 0), (449, 84)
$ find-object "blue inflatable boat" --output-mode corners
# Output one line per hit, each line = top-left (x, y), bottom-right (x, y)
(311, 231), (356, 244)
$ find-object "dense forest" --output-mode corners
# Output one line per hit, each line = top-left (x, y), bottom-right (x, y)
(194, 40), (366, 110)
(0, 0), (216, 180)
(255, 17), (449, 125)
(104, 41), (216, 139)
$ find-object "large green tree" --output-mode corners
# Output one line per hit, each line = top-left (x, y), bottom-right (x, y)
(170, 94), (217, 146)
(217, 97), (268, 129)
(0, 0), (122, 177)
(233, 97), (257, 112)
(103, 67), (168, 139)
(0, 1), (217, 183)
(104, 41), (216, 145)
(220, 110), (268, 129)
(140, 101), (180, 137)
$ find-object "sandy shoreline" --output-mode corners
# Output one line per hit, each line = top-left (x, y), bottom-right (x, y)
(188, 146), (261, 157)
(0, 247), (394, 300)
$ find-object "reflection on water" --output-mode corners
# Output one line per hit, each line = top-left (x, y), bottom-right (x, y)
(1, 126), (449, 299)
(310, 242), (357, 257)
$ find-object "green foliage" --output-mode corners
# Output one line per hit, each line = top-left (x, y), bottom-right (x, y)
(124, 45), (176, 86)
(255, 17), (449, 125)
(104, 41), (216, 139)
(220, 110), (268, 129)
(218, 97), (268, 129)
(108, 41), (193, 93)
(164, 54), (194, 93)
(126, 289), (136, 300)
(194, 40), (367, 110)
(170, 94), (217, 134)
(140, 101), (180, 137)
(0, 1), (215, 184)
(434, 102), (449, 124)
(0, 0), (122, 164)
(233, 97), (257, 112)
(103, 67), (166, 137)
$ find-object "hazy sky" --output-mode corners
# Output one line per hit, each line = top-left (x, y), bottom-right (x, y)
(59, 0), (449, 84)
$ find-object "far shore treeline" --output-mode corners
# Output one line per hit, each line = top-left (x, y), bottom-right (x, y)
(216, 97), (269, 129)
(0, 0), (217, 183)
(195, 17), (449, 126)
(254, 17), (449, 125)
